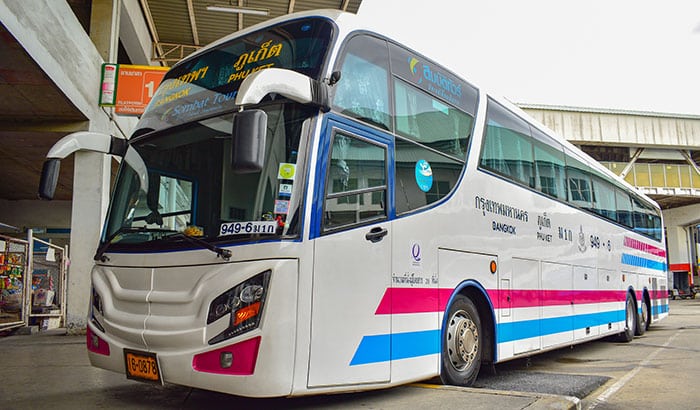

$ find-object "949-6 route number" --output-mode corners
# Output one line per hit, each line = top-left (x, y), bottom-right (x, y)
(219, 221), (277, 236)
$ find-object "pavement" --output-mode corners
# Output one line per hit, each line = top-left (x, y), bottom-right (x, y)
(0, 329), (580, 410)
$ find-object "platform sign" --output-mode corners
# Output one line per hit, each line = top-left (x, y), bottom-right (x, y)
(99, 64), (169, 116)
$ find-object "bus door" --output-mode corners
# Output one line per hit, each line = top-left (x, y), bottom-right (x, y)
(308, 118), (393, 387)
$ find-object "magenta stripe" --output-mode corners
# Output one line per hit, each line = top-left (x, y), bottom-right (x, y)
(374, 288), (446, 314)
(375, 287), (630, 314)
(492, 289), (625, 308)
(624, 236), (666, 258)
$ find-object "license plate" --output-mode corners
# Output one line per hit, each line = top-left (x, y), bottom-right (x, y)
(124, 349), (161, 383)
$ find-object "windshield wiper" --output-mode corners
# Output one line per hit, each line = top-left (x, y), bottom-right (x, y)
(165, 233), (232, 261)
(94, 229), (232, 262)
(94, 226), (178, 262)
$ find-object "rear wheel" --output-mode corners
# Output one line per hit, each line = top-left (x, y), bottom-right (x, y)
(617, 293), (636, 342)
(440, 295), (482, 386)
(635, 296), (649, 336)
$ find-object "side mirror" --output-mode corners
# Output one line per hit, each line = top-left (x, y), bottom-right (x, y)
(37, 131), (149, 200)
(232, 109), (267, 173)
(38, 159), (60, 200)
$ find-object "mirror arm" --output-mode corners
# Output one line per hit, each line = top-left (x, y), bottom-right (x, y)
(39, 131), (148, 200)
(235, 68), (330, 111)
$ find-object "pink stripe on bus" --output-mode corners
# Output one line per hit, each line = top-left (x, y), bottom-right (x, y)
(374, 287), (445, 314)
(624, 236), (666, 258)
(374, 287), (646, 315)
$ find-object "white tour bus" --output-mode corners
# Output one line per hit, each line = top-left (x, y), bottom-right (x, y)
(39, 10), (668, 397)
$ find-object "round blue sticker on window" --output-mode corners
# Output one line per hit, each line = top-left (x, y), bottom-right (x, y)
(415, 159), (433, 192)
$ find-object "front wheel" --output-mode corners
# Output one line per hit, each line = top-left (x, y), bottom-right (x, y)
(440, 295), (482, 386)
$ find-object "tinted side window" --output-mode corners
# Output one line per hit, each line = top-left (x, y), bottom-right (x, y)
(394, 79), (473, 159)
(632, 196), (662, 241)
(591, 175), (616, 221)
(531, 130), (566, 201)
(566, 157), (593, 209)
(615, 188), (633, 227)
(332, 35), (391, 130)
(395, 138), (463, 214)
(323, 132), (387, 230)
(480, 100), (534, 187)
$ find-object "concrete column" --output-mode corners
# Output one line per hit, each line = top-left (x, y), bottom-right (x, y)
(90, 0), (121, 62)
(0, 1), (140, 333)
(63, 0), (120, 333)
(666, 225), (690, 271)
(663, 203), (700, 289)
(66, 151), (111, 331)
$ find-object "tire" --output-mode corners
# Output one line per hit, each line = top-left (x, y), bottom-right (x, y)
(616, 293), (636, 342)
(635, 296), (649, 336)
(440, 295), (482, 386)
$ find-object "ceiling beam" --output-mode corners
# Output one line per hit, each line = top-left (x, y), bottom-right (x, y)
(0, 120), (89, 134)
(186, 0), (200, 45)
(238, 0), (244, 31)
(139, 0), (165, 64)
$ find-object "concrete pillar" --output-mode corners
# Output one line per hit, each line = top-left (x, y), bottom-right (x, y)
(65, 151), (111, 331)
(90, 0), (120, 62)
(60, 0), (121, 333)
(667, 225), (691, 271)
(0, 0), (140, 333)
(663, 203), (700, 289)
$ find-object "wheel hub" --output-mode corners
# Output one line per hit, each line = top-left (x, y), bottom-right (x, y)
(447, 310), (479, 371)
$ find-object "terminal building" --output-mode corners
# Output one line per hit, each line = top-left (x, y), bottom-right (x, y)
(0, 0), (697, 331)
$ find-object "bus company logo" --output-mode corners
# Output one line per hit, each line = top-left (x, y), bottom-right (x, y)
(411, 243), (422, 263)
(407, 57), (423, 84)
(577, 225), (587, 253)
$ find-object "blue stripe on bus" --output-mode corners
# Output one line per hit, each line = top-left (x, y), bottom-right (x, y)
(350, 329), (440, 365)
(621, 253), (666, 271)
(653, 303), (669, 315)
(496, 310), (622, 343)
(349, 306), (675, 366)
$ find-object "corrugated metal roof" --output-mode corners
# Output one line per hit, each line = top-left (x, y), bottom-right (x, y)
(141, 0), (362, 64)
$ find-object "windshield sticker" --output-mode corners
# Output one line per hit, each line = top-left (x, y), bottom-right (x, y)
(278, 163), (296, 180)
(278, 183), (293, 198)
(153, 66), (209, 108)
(415, 160), (433, 192)
(219, 221), (277, 236)
(274, 200), (290, 214)
(228, 40), (283, 83)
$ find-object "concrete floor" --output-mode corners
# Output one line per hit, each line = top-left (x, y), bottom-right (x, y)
(0, 329), (577, 410)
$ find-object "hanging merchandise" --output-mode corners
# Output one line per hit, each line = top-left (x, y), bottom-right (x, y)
(0, 237), (27, 329)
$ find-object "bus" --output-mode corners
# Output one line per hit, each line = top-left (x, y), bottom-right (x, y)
(38, 9), (668, 397)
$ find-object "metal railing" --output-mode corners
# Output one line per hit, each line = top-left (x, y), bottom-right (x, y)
(602, 162), (700, 192)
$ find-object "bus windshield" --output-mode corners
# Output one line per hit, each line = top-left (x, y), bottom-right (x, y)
(136, 17), (334, 134)
(103, 103), (314, 250)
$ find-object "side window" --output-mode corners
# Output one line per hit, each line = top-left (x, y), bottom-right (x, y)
(480, 100), (534, 187)
(332, 35), (391, 130)
(591, 175), (616, 221)
(395, 138), (463, 215)
(615, 188), (633, 227)
(532, 130), (566, 201)
(323, 132), (387, 230)
(394, 79), (473, 159)
(632, 196), (662, 240)
(566, 157), (593, 209)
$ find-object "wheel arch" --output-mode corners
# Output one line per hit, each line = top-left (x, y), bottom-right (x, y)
(441, 280), (497, 365)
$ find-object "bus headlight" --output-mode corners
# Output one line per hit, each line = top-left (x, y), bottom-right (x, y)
(207, 270), (271, 345)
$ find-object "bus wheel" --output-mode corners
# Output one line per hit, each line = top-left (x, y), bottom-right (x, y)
(441, 295), (482, 386)
(617, 293), (636, 342)
(635, 296), (649, 336)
